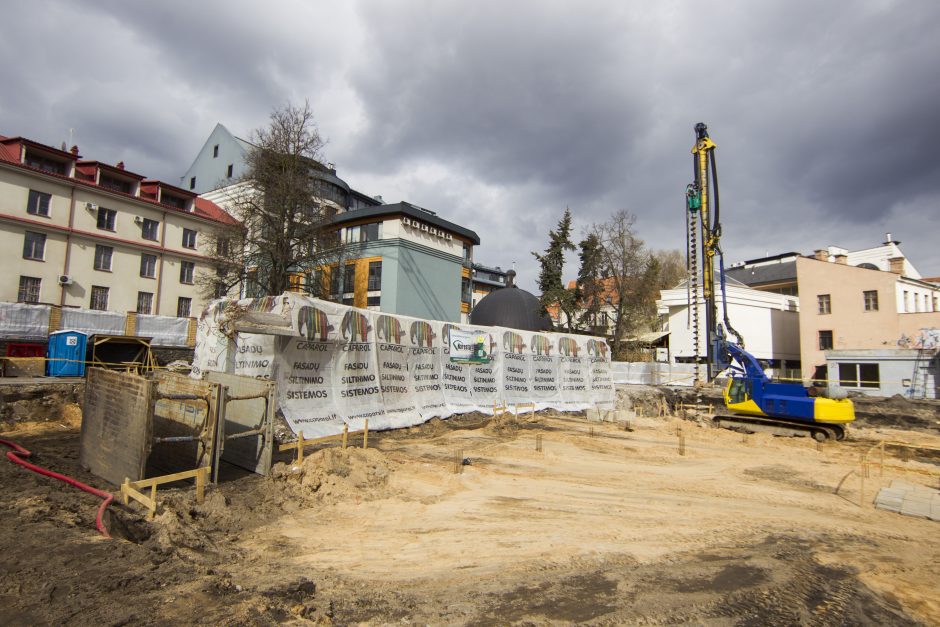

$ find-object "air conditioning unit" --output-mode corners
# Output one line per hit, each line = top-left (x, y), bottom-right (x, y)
(58, 275), (73, 286)
(85, 202), (98, 211)
(134, 216), (143, 224)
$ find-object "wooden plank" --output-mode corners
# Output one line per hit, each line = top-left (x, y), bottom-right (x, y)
(128, 466), (210, 489)
(121, 483), (155, 512)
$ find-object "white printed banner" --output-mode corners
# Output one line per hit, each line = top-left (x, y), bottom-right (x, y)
(193, 294), (616, 436)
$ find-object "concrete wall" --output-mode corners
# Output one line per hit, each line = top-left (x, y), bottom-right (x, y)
(611, 361), (697, 386)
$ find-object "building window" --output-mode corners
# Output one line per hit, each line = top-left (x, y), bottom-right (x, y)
(342, 297), (354, 306)
(22, 231), (46, 260)
(137, 291), (153, 314)
(213, 144), (219, 158)
(343, 264), (355, 293)
(213, 282), (228, 299)
(367, 261), (382, 291)
(463, 277), (474, 303)
(140, 253), (157, 278)
(27, 190), (51, 217)
(25, 152), (66, 174)
(17, 276), (41, 303)
(863, 290), (878, 312)
(226, 164), (233, 178)
(329, 267), (341, 296)
(90, 286), (109, 310)
(216, 238), (230, 256)
(177, 297), (192, 318)
(463, 244), (472, 263)
(838, 363), (879, 389)
(367, 295), (381, 307)
(142, 218), (159, 241)
(180, 260), (195, 284)
(96, 207), (116, 231)
(100, 175), (132, 194)
(817, 294), (831, 314)
(94, 245), (113, 271)
(818, 330), (833, 351)
(163, 195), (186, 210)
(182, 228), (197, 249)
(189, 177), (196, 190)
(345, 222), (382, 243)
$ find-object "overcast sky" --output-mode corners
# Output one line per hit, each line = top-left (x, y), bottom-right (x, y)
(3, 0), (939, 290)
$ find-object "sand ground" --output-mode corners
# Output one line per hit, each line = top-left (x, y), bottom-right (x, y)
(1, 396), (939, 625)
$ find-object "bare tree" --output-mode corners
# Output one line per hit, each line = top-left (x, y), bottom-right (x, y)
(587, 212), (686, 357)
(198, 101), (344, 299)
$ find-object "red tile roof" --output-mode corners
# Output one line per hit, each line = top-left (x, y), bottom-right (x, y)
(1, 131), (237, 226)
(195, 197), (239, 225)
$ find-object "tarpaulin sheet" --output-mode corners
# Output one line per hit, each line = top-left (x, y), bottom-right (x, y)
(136, 314), (190, 347)
(60, 308), (125, 336)
(0, 302), (51, 340)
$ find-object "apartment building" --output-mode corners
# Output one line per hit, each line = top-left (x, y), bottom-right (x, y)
(0, 134), (234, 318)
(796, 254), (940, 382)
(188, 124), (481, 323)
(329, 202), (480, 323)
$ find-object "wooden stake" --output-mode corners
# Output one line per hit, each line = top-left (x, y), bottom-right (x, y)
(859, 454), (865, 508)
(363, 419), (369, 450)
(297, 430), (304, 465)
(342, 423), (349, 450)
(195, 467), (206, 504)
(536, 434), (543, 452)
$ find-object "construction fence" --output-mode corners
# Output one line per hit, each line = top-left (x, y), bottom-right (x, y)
(0, 302), (196, 347)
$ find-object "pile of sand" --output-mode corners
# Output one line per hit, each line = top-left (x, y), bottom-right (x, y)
(273, 447), (394, 504)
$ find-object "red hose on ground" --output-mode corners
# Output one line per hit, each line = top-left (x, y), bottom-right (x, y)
(1, 438), (113, 538)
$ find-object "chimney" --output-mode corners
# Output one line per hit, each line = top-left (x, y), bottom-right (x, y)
(813, 249), (828, 261)
(889, 256), (905, 274)
(884, 232), (892, 244)
(69, 145), (79, 156)
(116, 161), (125, 170)
(834, 254), (848, 265)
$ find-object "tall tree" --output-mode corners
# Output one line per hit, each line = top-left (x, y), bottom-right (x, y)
(575, 233), (605, 332)
(587, 212), (684, 357)
(199, 101), (343, 299)
(589, 210), (649, 357)
(532, 208), (576, 330)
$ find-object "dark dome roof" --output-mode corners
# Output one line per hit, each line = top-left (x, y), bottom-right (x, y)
(469, 271), (554, 331)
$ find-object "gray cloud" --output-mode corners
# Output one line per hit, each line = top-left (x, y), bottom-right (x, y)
(2, 0), (938, 290)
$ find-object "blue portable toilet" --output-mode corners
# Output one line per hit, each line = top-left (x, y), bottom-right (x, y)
(46, 330), (88, 377)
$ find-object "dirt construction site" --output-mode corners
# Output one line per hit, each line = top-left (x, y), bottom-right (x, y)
(1, 383), (940, 626)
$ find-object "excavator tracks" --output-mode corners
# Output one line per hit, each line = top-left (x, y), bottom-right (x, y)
(711, 414), (846, 442)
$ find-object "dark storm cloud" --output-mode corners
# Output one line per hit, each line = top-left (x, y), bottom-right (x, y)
(3, 0), (939, 286)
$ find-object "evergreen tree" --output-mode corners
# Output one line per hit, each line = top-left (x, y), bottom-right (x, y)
(532, 208), (576, 330)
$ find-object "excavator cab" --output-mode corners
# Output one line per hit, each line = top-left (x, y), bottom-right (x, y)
(727, 377), (747, 404)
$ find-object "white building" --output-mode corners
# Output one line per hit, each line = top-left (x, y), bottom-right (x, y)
(658, 276), (801, 378)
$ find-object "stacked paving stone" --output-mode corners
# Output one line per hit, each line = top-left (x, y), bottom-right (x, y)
(874, 480), (940, 521)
